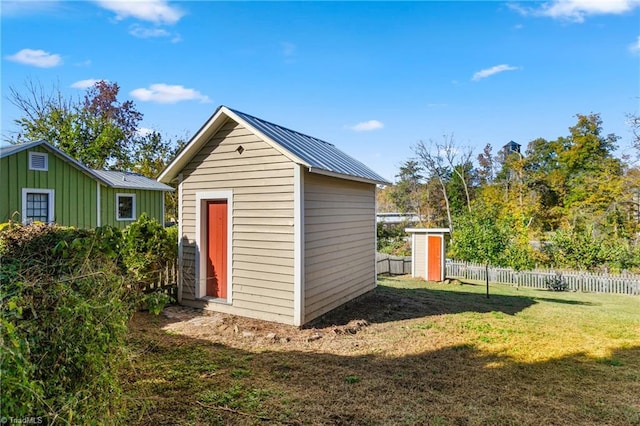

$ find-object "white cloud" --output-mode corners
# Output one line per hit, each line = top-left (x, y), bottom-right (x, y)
(130, 83), (211, 104)
(70, 79), (106, 89)
(630, 36), (640, 53)
(509, 0), (639, 22)
(1, 0), (62, 17)
(128, 24), (182, 42)
(6, 48), (62, 68)
(129, 25), (170, 38)
(472, 64), (520, 81)
(94, 0), (184, 24)
(349, 120), (384, 132)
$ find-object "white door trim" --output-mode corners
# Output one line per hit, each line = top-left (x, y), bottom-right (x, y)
(195, 190), (233, 302)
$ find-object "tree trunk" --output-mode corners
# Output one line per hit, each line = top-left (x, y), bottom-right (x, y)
(485, 263), (490, 299)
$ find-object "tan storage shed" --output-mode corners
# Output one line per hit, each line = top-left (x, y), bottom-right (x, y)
(158, 106), (389, 326)
(405, 228), (450, 282)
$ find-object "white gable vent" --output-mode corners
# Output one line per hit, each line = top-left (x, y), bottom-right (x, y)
(29, 152), (48, 171)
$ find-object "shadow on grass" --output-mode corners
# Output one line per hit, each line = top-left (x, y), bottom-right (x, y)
(307, 281), (537, 328)
(123, 312), (640, 426)
(531, 296), (599, 306)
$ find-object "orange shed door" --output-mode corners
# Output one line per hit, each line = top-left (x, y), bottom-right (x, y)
(427, 235), (442, 281)
(206, 200), (227, 298)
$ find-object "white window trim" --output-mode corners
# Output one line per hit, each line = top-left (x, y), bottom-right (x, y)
(115, 193), (136, 221)
(194, 190), (233, 303)
(21, 188), (54, 224)
(28, 151), (48, 171)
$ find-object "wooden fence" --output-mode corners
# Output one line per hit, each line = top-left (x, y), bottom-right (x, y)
(138, 260), (179, 300)
(377, 253), (412, 275)
(446, 260), (640, 296)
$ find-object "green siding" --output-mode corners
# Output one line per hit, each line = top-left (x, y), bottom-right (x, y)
(1, 145), (166, 229)
(0, 146), (98, 228)
(100, 186), (164, 229)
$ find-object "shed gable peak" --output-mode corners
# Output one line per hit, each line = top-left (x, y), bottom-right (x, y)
(158, 105), (390, 185)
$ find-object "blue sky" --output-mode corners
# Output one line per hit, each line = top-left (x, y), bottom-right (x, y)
(2, 0), (639, 182)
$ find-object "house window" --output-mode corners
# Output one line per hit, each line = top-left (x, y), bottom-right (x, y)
(116, 193), (136, 221)
(21, 188), (54, 223)
(28, 152), (48, 171)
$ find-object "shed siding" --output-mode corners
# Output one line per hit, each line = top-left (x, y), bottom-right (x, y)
(100, 186), (164, 229)
(414, 233), (426, 279)
(303, 172), (376, 323)
(0, 146), (98, 227)
(180, 119), (296, 323)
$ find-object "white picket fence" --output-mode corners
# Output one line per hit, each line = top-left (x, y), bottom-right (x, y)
(446, 260), (640, 296)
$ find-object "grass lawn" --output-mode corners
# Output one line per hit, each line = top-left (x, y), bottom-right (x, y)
(123, 276), (640, 425)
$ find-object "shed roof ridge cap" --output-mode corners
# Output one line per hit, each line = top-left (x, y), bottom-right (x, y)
(226, 107), (335, 147)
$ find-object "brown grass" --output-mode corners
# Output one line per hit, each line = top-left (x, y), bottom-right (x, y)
(122, 276), (640, 425)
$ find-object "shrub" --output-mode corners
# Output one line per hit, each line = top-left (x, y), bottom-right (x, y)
(0, 223), (135, 422)
(121, 213), (176, 283)
(545, 273), (569, 292)
(377, 222), (410, 256)
(143, 291), (174, 315)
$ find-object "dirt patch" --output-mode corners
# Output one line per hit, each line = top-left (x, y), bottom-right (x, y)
(160, 305), (374, 353)
(157, 278), (536, 355)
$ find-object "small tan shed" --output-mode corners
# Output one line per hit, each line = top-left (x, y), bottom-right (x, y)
(158, 106), (389, 326)
(405, 228), (450, 282)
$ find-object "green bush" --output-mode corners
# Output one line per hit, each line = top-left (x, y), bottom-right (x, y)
(377, 222), (411, 256)
(121, 213), (177, 283)
(143, 291), (174, 315)
(0, 223), (134, 422)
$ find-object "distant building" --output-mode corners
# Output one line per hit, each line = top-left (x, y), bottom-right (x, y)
(377, 212), (421, 227)
(498, 140), (522, 163)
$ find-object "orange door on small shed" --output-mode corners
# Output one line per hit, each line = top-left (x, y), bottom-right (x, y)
(427, 235), (442, 281)
(206, 200), (227, 298)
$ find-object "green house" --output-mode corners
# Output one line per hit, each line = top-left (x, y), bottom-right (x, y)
(0, 140), (173, 229)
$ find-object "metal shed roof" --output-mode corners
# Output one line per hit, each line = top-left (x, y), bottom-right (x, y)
(227, 108), (389, 185)
(159, 106), (390, 185)
(91, 170), (174, 191)
(0, 141), (43, 158)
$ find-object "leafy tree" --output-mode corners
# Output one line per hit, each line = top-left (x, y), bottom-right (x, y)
(130, 133), (185, 223)
(477, 143), (495, 185)
(449, 204), (509, 267)
(390, 160), (423, 213)
(9, 80), (184, 222)
(9, 80), (143, 169)
(376, 185), (397, 213)
(449, 203), (510, 297)
(447, 161), (476, 216)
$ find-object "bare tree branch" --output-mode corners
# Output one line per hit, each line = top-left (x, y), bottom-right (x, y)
(414, 139), (453, 232)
